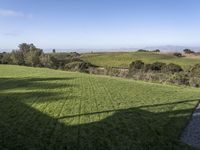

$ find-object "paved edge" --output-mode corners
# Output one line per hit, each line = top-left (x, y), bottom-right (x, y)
(181, 102), (200, 148)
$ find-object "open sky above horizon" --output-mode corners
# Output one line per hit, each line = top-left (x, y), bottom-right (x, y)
(0, 0), (200, 50)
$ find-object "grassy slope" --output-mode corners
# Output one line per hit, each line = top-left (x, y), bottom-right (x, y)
(0, 65), (200, 149)
(81, 52), (200, 68)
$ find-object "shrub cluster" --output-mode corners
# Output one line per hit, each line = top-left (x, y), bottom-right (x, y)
(129, 60), (183, 74)
(137, 49), (149, 52)
(128, 60), (200, 87)
(162, 63), (183, 73)
(148, 62), (166, 71)
(64, 61), (95, 73)
(129, 60), (144, 70)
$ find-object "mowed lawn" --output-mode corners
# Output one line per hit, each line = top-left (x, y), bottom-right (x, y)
(0, 65), (200, 149)
(81, 52), (200, 68)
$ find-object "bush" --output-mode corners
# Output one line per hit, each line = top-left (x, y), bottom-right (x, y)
(149, 62), (166, 71)
(183, 49), (195, 54)
(137, 49), (149, 52)
(144, 62), (167, 72)
(168, 73), (189, 85)
(188, 64), (200, 77)
(64, 61), (94, 73)
(189, 77), (200, 87)
(129, 60), (144, 70)
(162, 63), (183, 73)
(173, 53), (182, 57)
(152, 49), (160, 52)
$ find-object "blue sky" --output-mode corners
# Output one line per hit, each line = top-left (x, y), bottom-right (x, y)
(0, 0), (200, 50)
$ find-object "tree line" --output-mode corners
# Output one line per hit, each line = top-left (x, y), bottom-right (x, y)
(0, 43), (43, 66)
(0, 43), (93, 71)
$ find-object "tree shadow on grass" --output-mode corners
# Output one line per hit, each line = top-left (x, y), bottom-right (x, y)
(0, 77), (76, 91)
(0, 78), (199, 150)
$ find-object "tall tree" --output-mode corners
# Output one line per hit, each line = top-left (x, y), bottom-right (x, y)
(19, 43), (32, 54)
(11, 50), (24, 65)
(18, 43), (43, 66)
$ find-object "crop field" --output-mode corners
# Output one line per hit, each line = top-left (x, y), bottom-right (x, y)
(0, 65), (200, 149)
(81, 52), (200, 68)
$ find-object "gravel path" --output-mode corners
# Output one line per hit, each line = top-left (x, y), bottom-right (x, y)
(181, 103), (200, 148)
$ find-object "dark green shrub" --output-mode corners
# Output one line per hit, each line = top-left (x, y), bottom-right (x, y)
(173, 53), (182, 57)
(129, 60), (144, 70)
(183, 49), (195, 54)
(129, 60), (145, 75)
(137, 49), (149, 52)
(149, 62), (166, 71)
(162, 63), (183, 73)
(152, 49), (160, 52)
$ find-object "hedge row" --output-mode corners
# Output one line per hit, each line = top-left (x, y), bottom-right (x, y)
(128, 60), (200, 87)
(129, 60), (183, 73)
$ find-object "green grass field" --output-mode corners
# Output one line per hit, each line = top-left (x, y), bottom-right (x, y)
(81, 52), (200, 68)
(1, 65), (200, 149)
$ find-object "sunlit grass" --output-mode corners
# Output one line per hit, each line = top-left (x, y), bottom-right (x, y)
(0, 65), (199, 149)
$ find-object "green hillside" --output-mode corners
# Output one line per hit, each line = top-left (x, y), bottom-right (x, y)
(81, 52), (200, 68)
(0, 65), (199, 149)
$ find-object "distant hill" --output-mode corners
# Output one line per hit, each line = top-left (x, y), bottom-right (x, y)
(81, 51), (200, 68)
(143, 45), (200, 52)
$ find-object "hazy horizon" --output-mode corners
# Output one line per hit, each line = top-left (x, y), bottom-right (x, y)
(1, 0), (200, 50)
(2, 45), (200, 53)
